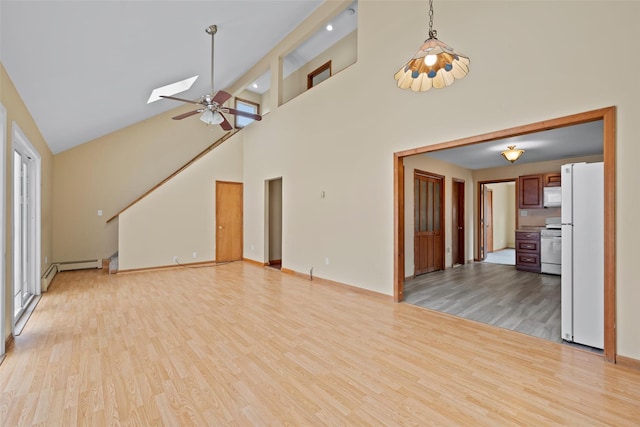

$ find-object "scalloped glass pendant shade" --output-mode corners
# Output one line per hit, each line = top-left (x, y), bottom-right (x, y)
(395, 37), (470, 92)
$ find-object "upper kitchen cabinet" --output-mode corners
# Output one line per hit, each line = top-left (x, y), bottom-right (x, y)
(543, 172), (562, 187)
(518, 174), (544, 209)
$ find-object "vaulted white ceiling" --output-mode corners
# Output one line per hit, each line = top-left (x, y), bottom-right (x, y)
(0, 0), (323, 154)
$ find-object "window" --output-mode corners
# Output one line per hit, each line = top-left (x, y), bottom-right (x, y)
(307, 60), (332, 89)
(234, 98), (260, 129)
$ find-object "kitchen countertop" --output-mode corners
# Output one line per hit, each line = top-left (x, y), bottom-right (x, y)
(516, 226), (546, 233)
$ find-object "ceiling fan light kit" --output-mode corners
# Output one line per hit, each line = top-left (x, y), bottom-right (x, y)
(159, 24), (262, 130)
(200, 110), (224, 125)
(395, 0), (470, 92)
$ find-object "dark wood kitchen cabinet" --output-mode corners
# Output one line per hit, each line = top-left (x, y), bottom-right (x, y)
(543, 172), (561, 187)
(515, 231), (541, 273)
(518, 174), (543, 209)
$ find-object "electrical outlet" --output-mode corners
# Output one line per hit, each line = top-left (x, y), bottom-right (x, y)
(192, 252), (197, 258)
(325, 257), (329, 265)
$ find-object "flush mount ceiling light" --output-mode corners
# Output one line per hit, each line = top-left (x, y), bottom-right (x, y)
(395, 0), (470, 92)
(501, 145), (525, 163)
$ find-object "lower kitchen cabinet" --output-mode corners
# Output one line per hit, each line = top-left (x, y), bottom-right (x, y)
(515, 231), (541, 273)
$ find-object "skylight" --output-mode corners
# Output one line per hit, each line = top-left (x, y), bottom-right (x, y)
(147, 75), (198, 104)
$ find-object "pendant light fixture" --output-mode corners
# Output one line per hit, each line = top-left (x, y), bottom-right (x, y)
(395, 0), (470, 92)
(501, 145), (525, 163)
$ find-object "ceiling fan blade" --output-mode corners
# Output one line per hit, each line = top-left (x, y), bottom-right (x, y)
(220, 115), (233, 131)
(212, 90), (232, 105)
(225, 108), (263, 121)
(161, 95), (202, 105)
(172, 110), (201, 120)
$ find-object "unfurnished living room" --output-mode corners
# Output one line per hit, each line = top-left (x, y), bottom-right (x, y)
(1, 1), (639, 425)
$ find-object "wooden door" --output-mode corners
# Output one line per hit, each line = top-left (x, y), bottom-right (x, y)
(451, 179), (465, 266)
(216, 181), (243, 262)
(486, 189), (494, 253)
(414, 171), (444, 275)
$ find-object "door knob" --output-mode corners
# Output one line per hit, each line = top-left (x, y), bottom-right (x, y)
(218, 225), (223, 229)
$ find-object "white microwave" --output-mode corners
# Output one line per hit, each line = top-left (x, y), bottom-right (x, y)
(543, 186), (562, 207)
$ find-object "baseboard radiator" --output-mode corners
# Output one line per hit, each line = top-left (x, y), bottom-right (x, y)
(57, 259), (102, 272)
(41, 263), (59, 292)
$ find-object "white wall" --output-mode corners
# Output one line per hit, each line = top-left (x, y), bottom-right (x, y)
(240, 1), (640, 360)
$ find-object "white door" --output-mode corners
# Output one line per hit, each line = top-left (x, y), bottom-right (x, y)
(0, 104), (6, 357)
(11, 123), (41, 329)
(13, 150), (33, 320)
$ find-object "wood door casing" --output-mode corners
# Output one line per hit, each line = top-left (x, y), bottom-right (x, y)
(452, 179), (465, 266)
(395, 107), (616, 363)
(486, 189), (494, 253)
(414, 171), (444, 275)
(216, 181), (243, 262)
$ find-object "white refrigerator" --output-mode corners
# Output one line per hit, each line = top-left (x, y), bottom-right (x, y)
(561, 162), (604, 349)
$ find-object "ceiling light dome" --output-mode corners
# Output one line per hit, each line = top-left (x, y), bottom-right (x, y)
(501, 145), (525, 163)
(200, 109), (224, 125)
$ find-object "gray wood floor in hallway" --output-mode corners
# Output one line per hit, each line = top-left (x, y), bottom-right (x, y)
(1, 262), (638, 425)
(404, 262), (562, 343)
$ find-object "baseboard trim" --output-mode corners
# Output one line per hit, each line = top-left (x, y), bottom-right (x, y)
(5, 333), (14, 351)
(617, 355), (640, 371)
(280, 267), (392, 301)
(243, 258), (268, 267)
(117, 260), (217, 274)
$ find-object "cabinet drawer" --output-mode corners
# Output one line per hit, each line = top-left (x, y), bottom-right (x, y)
(516, 240), (539, 252)
(516, 253), (540, 266)
(516, 231), (540, 241)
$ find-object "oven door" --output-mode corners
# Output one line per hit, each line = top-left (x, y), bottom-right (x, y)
(541, 235), (562, 274)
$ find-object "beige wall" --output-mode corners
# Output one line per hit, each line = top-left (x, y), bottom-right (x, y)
(240, 1), (640, 360)
(52, 103), (229, 263)
(0, 63), (54, 340)
(402, 155), (474, 276)
(118, 133), (243, 271)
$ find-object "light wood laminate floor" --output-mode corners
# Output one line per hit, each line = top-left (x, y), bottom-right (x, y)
(1, 263), (639, 425)
(404, 263), (562, 343)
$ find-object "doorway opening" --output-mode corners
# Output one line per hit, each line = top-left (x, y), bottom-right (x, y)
(265, 178), (283, 269)
(451, 178), (465, 267)
(394, 107), (616, 362)
(12, 123), (41, 330)
(479, 180), (516, 265)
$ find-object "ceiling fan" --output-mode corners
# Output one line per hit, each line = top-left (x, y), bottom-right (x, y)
(161, 25), (262, 130)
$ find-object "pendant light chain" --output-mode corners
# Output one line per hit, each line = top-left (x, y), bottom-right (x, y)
(428, 0), (437, 39)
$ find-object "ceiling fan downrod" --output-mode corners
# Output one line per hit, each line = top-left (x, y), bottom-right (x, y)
(205, 24), (217, 95)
